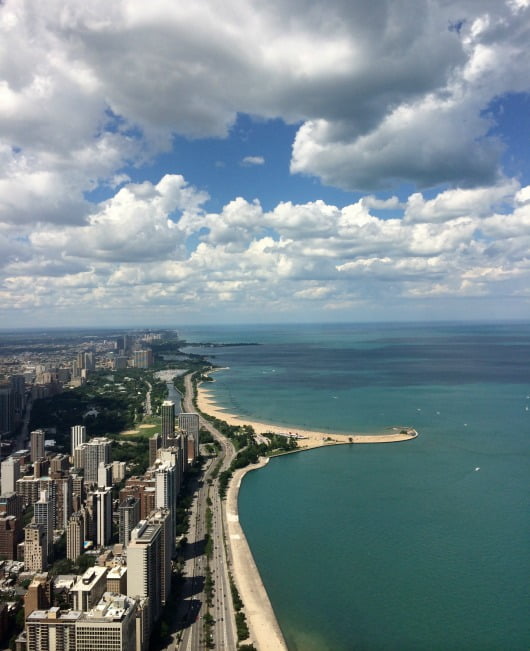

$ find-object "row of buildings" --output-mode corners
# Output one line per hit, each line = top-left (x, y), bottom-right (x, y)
(0, 401), (200, 650)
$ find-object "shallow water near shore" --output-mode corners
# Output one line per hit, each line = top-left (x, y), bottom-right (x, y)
(182, 322), (530, 649)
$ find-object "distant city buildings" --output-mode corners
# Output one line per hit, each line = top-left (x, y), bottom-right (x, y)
(0, 383), (14, 435)
(133, 350), (153, 369)
(0, 329), (207, 650)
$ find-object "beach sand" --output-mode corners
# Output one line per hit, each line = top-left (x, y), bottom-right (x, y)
(197, 383), (418, 447)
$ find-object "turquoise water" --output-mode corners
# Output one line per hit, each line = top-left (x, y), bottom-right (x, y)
(181, 323), (530, 649)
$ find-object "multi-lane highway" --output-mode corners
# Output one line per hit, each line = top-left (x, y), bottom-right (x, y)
(171, 372), (238, 651)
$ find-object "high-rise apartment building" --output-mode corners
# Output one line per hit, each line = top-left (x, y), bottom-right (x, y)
(71, 425), (86, 456)
(133, 349), (153, 369)
(54, 476), (73, 530)
(147, 508), (172, 606)
(9, 374), (25, 421)
(0, 492), (22, 520)
(149, 433), (160, 467)
(34, 490), (53, 556)
(30, 429), (45, 463)
(84, 437), (112, 484)
(75, 592), (137, 651)
(73, 443), (88, 472)
(154, 461), (177, 548)
(72, 566), (108, 612)
(120, 478), (156, 521)
(0, 513), (20, 560)
(126, 520), (162, 628)
(66, 510), (84, 561)
(87, 487), (112, 547)
(25, 607), (79, 651)
(178, 413), (200, 460)
(0, 384), (13, 435)
(112, 461), (126, 483)
(156, 447), (182, 498)
(97, 462), (113, 489)
(118, 497), (140, 548)
(160, 401), (175, 447)
(24, 523), (47, 572)
(1, 456), (20, 494)
(24, 573), (51, 618)
(25, 594), (137, 651)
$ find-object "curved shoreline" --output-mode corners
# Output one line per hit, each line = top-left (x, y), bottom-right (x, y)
(199, 374), (418, 650)
(197, 379), (418, 447)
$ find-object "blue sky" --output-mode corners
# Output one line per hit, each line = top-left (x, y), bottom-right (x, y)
(1, 1), (530, 327)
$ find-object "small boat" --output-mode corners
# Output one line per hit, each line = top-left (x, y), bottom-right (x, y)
(474, 467), (480, 471)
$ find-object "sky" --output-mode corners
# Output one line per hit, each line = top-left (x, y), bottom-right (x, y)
(1, 0), (530, 328)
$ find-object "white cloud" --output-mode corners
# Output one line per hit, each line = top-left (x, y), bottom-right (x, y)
(2, 0), (529, 223)
(241, 156), (265, 166)
(1, 172), (529, 322)
(1, 1), (530, 323)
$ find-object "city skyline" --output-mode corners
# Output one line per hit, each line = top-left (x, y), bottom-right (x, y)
(2, 1), (530, 327)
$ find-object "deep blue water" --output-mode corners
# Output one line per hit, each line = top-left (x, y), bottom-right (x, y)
(180, 322), (530, 650)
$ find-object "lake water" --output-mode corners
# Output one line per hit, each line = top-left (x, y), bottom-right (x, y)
(181, 322), (530, 650)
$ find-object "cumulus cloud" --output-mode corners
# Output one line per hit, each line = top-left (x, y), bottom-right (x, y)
(1, 1), (530, 322)
(1, 173), (529, 322)
(2, 0), (529, 222)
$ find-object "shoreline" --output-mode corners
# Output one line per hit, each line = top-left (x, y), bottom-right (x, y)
(199, 373), (418, 650)
(197, 377), (418, 448)
(225, 459), (288, 651)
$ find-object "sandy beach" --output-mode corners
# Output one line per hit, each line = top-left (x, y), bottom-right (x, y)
(197, 381), (418, 447)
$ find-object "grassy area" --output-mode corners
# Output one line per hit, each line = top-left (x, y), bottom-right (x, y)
(120, 422), (160, 437)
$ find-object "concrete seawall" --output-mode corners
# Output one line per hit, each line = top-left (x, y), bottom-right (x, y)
(225, 458), (288, 651)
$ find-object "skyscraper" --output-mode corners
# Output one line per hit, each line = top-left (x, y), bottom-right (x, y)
(24, 523), (47, 572)
(97, 461), (112, 489)
(84, 437), (112, 484)
(66, 510), (85, 561)
(154, 461), (177, 551)
(149, 433), (160, 467)
(88, 487), (112, 547)
(0, 384), (13, 435)
(127, 520), (162, 628)
(34, 490), (53, 556)
(9, 374), (25, 421)
(178, 412), (200, 459)
(30, 429), (45, 463)
(133, 349), (153, 369)
(148, 509), (172, 605)
(118, 497), (140, 548)
(71, 425), (87, 456)
(1, 456), (20, 495)
(160, 401), (175, 447)
(0, 513), (20, 560)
